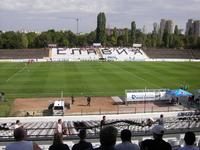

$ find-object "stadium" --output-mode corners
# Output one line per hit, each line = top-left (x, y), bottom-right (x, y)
(0, 46), (200, 149)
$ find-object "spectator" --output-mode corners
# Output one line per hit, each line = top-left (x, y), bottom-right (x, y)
(178, 131), (199, 150)
(72, 129), (93, 150)
(94, 126), (118, 150)
(6, 127), (41, 150)
(146, 118), (154, 127)
(49, 133), (70, 150)
(25, 112), (30, 117)
(0, 123), (9, 130)
(115, 129), (140, 150)
(100, 116), (106, 129)
(15, 120), (22, 129)
(55, 119), (66, 135)
(157, 114), (164, 126)
(139, 125), (172, 150)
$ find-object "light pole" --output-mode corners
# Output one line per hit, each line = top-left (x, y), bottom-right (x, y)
(62, 17), (80, 35)
(76, 18), (79, 35)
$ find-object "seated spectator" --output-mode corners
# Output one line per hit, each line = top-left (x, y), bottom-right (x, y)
(0, 123), (9, 130)
(94, 126), (118, 150)
(49, 133), (70, 150)
(72, 129), (93, 150)
(139, 125), (172, 150)
(146, 118), (154, 127)
(115, 129), (140, 150)
(178, 131), (199, 150)
(6, 127), (41, 150)
(141, 121), (145, 127)
(15, 120), (23, 129)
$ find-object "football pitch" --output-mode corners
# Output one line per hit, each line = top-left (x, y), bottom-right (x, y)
(0, 61), (200, 116)
(0, 61), (199, 98)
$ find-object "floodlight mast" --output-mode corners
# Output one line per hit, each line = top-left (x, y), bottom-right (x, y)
(65, 17), (79, 35)
(76, 18), (79, 35)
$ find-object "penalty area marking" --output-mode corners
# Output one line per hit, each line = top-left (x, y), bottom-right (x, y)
(6, 66), (27, 82)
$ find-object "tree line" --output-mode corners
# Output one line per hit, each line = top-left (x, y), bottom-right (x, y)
(0, 12), (200, 49)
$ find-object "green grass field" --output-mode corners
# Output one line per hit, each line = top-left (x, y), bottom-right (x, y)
(0, 61), (200, 116)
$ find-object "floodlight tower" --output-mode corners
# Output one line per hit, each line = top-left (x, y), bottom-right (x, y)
(76, 18), (79, 35)
(65, 17), (79, 35)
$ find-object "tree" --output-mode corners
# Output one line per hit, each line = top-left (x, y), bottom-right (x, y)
(67, 31), (77, 47)
(87, 31), (96, 45)
(110, 27), (117, 46)
(135, 29), (145, 46)
(197, 37), (200, 49)
(77, 35), (87, 47)
(172, 25), (183, 48)
(123, 28), (129, 46)
(151, 31), (158, 48)
(0, 33), (3, 49)
(96, 12), (106, 45)
(162, 29), (170, 48)
(117, 35), (124, 46)
(130, 21), (136, 45)
(20, 33), (28, 48)
(1, 31), (20, 48)
(27, 32), (37, 48)
(145, 34), (152, 48)
(174, 25), (179, 35)
(34, 32), (51, 48)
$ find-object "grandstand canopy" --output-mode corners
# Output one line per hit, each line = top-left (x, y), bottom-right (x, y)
(166, 89), (192, 97)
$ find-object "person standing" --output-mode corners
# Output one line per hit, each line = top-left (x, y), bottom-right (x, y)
(6, 127), (41, 150)
(72, 129), (93, 150)
(55, 119), (66, 135)
(139, 125), (172, 150)
(87, 96), (91, 106)
(157, 114), (164, 126)
(71, 95), (75, 105)
(100, 116), (106, 129)
(178, 131), (199, 150)
(115, 129), (140, 150)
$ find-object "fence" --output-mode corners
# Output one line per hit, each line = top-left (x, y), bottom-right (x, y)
(11, 104), (190, 117)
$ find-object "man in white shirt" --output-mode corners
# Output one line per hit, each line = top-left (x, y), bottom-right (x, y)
(55, 119), (66, 134)
(115, 129), (140, 150)
(157, 114), (164, 126)
(6, 127), (41, 150)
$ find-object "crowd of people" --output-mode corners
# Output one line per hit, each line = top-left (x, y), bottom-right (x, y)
(4, 115), (200, 150)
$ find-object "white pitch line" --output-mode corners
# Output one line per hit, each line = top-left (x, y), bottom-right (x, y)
(120, 68), (162, 88)
(6, 66), (26, 82)
(131, 72), (162, 88)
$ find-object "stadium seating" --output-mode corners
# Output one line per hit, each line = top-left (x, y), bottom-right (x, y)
(143, 49), (200, 59)
(1, 48), (200, 62)
(1, 112), (200, 140)
(0, 49), (49, 59)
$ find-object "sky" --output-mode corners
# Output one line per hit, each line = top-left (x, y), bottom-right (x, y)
(0, 0), (200, 33)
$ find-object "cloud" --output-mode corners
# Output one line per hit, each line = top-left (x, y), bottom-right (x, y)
(0, 0), (200, 32)
(0, 0), (110, 13)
